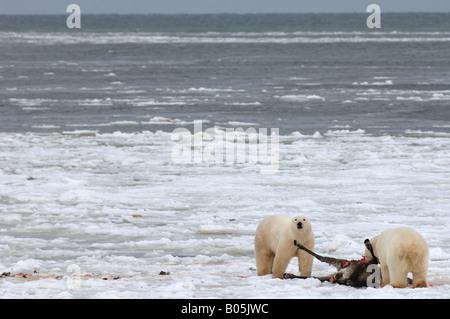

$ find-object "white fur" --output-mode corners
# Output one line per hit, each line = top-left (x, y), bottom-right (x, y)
(365, 227), (428, 288)
(254, 215), (314, 279)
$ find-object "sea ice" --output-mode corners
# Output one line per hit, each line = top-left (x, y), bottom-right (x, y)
(0, 129), (449, 298)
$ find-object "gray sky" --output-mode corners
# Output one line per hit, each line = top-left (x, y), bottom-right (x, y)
(2, 0), (450, 14)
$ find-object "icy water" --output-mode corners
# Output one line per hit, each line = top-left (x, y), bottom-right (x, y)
(0, 14), (449, 298)
(1, 14), (450, 135)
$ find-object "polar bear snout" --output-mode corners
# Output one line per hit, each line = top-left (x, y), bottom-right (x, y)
(297, 222), (303, 229)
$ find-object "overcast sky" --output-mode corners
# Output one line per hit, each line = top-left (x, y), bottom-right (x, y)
(2, 0), (450, 14)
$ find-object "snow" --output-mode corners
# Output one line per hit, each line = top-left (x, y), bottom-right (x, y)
(0, 129), (449, 298)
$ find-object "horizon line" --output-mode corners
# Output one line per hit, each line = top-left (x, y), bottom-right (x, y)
(1, 11), (449, 15)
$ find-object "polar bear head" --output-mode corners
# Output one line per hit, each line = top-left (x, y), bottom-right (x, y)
(291, 216), (312, 237)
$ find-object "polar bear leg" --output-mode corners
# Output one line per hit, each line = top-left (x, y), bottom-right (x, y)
(297, 239), (314, 277)
(255, 248), (274, 276)
(272, 252), (291, 279)
(380, 264), (390, 287)
(412, 270), (427, 288)
(389, 266), (408, 288)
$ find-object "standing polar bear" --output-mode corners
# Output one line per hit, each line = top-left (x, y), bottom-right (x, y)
(254, 215), (314, 279)
(365, 227), (428, 288)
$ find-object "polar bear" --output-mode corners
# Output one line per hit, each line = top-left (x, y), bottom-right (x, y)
(254, 215), (314, 279)
(364, 227), (428, 288)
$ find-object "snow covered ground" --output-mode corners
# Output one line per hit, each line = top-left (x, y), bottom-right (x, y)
(0, 128), (449, 298)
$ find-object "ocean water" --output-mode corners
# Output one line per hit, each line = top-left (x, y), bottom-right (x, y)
(0, 14), (449, 299)
(1, 14), (450, 134)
